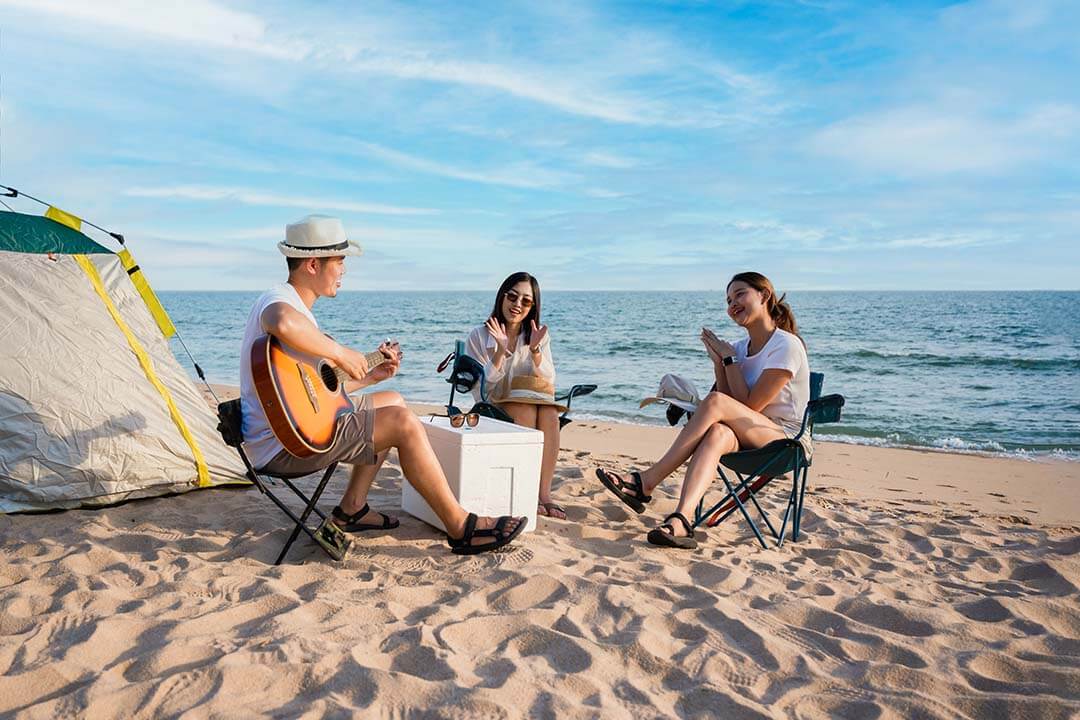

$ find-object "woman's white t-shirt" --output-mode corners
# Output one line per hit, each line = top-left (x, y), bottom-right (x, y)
(732, 328), (810, 430)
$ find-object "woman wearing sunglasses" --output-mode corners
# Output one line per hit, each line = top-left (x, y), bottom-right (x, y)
(465, 272), (567, 520)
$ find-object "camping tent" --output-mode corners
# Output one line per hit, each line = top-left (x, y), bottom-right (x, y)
(0, 207), (247, 512)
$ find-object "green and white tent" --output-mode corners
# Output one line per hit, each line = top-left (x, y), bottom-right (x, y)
(0, 206), (246, 512)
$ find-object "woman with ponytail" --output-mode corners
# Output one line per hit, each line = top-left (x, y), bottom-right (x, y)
(596, 271), (810, 549)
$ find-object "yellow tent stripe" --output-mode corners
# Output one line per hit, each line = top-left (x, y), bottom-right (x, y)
(117, 249), (177, 338)
(45, 206), (83, 231)
(74, 255), (210, 487)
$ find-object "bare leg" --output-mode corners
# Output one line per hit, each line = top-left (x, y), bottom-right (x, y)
(499, 401), (538, 428)
(536, 406), (564, 519)
(498, 402), (566, 519)
(657, 424), (738, 537)
(372, 404), (521, 543)
(336, 392), (405, 524)
(639, 392), (785, 495)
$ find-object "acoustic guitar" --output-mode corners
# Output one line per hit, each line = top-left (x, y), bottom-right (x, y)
(250, 335), (397, 458)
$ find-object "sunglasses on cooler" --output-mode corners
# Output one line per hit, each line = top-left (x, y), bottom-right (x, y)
(428, 411), (480, 428)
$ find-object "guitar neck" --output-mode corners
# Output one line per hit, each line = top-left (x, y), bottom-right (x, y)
(334, 349), (388, 383)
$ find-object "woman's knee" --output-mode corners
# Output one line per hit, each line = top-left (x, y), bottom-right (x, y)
(537, 405), (559, 426)
(702, 422), (737, 451)
(700, 391), (734, 417)
(502, 402), (538, 426)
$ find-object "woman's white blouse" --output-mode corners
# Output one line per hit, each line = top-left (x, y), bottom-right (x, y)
(465, 324), (557, 404)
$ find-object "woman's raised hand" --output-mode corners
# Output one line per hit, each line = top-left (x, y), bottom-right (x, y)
(486, 316), (509, 355)
(701, 330), (722, 363)
(529, 320), (548, 352)
(701, 327), (735, 363)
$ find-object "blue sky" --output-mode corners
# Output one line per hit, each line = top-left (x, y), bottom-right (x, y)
(1, 0), (1077, 290)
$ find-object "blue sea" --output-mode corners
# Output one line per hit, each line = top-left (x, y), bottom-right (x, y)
(161, 291), (1080, 460)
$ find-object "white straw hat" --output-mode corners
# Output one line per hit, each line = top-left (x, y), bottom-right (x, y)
(278, 215), (363, 258)
(639, 374), (701, 414)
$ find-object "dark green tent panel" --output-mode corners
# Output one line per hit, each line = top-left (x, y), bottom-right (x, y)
(0, 211), (112, 255)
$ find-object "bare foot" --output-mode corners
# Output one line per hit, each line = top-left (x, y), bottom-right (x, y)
(537, 501), (567, 520)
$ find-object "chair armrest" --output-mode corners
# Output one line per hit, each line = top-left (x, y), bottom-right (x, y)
(555, 383), (597, 411)
(790, 394), (845, 441)
(809, 394), (845, 425)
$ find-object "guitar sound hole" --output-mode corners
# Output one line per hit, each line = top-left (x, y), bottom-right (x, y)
(319, 362), (339, 393)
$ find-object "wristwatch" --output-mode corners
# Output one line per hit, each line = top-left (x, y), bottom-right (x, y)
(722, 355), (737, 366)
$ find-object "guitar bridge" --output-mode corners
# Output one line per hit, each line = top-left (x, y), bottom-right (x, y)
(296, 362), (320, 413)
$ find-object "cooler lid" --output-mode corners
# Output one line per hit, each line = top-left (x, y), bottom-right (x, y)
(421, 416), (544, 445)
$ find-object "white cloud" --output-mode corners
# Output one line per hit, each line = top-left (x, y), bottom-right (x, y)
(124, 185), (437, 216)
(1, 0), (772, 129)
(883, 233), (1000, 249)
(355, 142), (575, 189)
(809, 104), (1078, 175)
(0, 0), (308, 59)
(582, 151), (638, 169)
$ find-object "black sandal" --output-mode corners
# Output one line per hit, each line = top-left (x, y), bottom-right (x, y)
(647, 512), (698, 549)
(332, 503), (400, 533)
(595, 468), (652, 514)
(447, 513), (526, 555)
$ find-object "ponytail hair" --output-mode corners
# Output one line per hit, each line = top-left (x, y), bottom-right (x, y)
(728, 271), (801, 339)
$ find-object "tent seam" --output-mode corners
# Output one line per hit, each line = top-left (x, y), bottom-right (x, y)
(73, 254), (210, 487)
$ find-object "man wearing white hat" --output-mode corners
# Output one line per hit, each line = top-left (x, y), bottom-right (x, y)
(238, 215), (526, 555)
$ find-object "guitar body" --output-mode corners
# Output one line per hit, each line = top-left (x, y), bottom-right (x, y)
(251, 335), (355, 458)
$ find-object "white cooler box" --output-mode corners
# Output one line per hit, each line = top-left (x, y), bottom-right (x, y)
(402, 415), (544, 533)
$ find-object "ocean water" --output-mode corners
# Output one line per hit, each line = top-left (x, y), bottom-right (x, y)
(161, 291), (1080, 460)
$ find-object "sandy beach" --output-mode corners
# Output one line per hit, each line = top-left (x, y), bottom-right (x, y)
(1, 392), (1077, 718)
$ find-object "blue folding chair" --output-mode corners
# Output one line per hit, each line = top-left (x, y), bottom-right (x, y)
(689, 372), (844, 548)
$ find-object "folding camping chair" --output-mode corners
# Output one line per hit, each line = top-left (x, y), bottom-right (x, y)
(216, 399), (350, 565)
(436, 340), (597, 428)
(665, 373), (844, 548)
(695, 372), (843, 547)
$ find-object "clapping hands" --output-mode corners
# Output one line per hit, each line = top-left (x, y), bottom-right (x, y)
(701, 327), (735, 364)
(486, 316), (509, 355)
(529, 320), (548, 352)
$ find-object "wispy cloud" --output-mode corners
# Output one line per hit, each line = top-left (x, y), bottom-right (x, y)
(355, 142), (575, 190)
(124, 186), (437, 216)
(0, 0), (307, 59)
(808, 104), (1079, 175)
(1, 0), (774, 129)
(582, 151), (638, 169)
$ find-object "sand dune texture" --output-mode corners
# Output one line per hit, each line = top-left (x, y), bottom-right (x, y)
(1, 417), (1078, 718)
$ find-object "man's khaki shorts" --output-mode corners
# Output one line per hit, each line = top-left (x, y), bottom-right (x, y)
(258, 393), (377, 478)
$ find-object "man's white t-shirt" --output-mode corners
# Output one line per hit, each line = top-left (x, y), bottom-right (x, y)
(732, 328), (809, 429)
(240, 283), (318, 469)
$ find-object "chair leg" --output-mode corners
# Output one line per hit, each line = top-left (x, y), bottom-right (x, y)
(274, 463), (339, 566)
(281, 478), (328, 521)
(719, 470), (769, 549)
(777, 474), (800, 547)
(794, 464), (809, 541)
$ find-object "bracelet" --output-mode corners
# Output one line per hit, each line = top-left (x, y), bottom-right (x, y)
(503, 348), (513, 358)
(722, 355), (737, 366)
(530, 344), (542, 354)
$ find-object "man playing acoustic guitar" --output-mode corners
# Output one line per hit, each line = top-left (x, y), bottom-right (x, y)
(239, 215), (525, 555)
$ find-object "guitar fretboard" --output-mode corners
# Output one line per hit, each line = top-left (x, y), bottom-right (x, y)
(333, 349), (390, 383)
